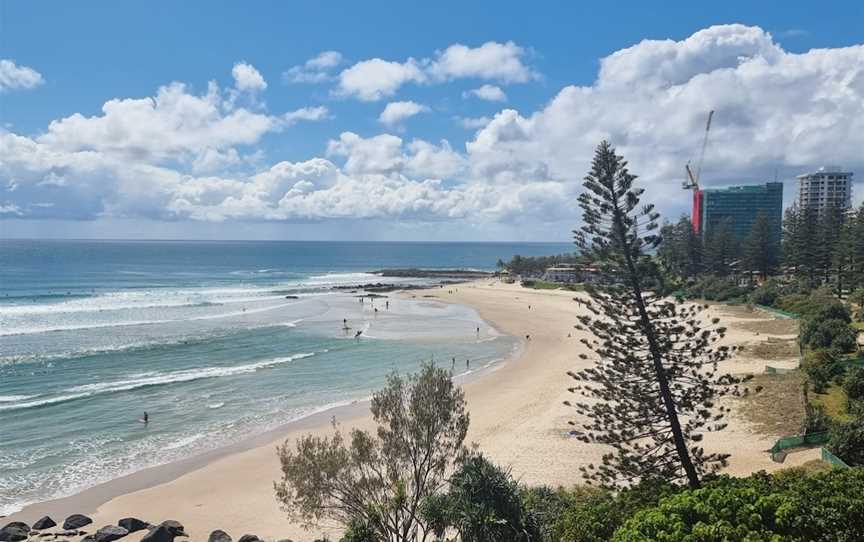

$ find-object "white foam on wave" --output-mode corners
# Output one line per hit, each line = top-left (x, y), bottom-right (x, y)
(208, 402), (225, 409)
(0, 352), (316, 412)
(0, 394), (35, 403)
(0, 300), (302, 337)
(163, 433), (205, 450)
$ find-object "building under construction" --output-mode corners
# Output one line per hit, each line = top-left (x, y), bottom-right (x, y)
(698, 182), (783, 244)
(682, 111), (782, 244)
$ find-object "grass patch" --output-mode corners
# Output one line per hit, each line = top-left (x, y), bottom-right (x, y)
(732, 317), (799, 336)
(521, 280), (585, 291)
(810, 384), (855, 423)
(852, 322), (864, 331)
(779, 459), (834, 475)
(737, 372), (806, 437)
(738, 338), (800, 361)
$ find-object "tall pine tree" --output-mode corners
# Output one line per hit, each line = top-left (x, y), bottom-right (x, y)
(743, 211), (778, 280)
(703, 218), (738, 276)
(567, 142), (749, 489)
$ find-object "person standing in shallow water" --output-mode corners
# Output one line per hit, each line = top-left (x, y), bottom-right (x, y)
(143, 412), (149, 424)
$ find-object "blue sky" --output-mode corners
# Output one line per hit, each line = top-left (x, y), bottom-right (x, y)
(1, 1), (863, 240)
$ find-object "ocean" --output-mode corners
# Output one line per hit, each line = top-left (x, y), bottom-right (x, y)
(0, 239), (571, 515)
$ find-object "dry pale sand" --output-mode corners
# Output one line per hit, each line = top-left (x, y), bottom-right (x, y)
(6, 282), (818, 540)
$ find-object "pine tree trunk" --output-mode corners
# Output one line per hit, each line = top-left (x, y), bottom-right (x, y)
(612, 208), (701, 488)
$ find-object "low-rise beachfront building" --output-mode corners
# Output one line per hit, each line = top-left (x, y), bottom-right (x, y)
(543, 264), (581, 283)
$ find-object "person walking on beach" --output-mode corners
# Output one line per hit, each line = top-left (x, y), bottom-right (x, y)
(452, 357), (456, 370)
(386, 300), (389, 310)
(466, 359), (470, 369)
(476, 326), (480, 337)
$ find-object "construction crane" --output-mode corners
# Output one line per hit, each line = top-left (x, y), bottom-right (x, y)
(683, 110), (714, 235)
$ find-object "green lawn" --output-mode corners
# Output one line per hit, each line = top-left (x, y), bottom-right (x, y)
(810, 384), (855, 423)
(522, 280), (585, 291)
(852, 322), (864, 331)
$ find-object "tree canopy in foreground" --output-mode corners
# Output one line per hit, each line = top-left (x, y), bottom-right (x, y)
(274, 363), (469, 542)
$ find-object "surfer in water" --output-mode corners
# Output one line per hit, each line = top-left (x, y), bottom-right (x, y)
(354, 330), (363, 340)
(142, 411), (149, 424)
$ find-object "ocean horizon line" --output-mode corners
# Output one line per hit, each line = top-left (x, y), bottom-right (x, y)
(0, 237), (574, 245)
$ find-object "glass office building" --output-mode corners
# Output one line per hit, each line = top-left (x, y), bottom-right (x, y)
(700, 182), (783, 245)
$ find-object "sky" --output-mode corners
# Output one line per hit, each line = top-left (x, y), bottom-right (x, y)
(1, 1), (863, 241)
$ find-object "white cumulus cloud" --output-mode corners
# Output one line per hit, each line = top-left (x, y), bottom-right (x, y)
(335, 41), (534, 101)
(3, 25), (864, 228)
(284, 51), (344, 83)
(336, 58), (426, 101)
(0, 59), (44, 91)
(284, 106), (330, 124)
(464, 84), (507, 102)
(429, 41), (534, 82)
(378, 101), (430, 127)
(232, 62), (268, 92)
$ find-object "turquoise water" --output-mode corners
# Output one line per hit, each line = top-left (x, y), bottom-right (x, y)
(0, 240), (571, 514)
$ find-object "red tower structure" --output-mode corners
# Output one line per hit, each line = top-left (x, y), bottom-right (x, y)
(683, 110), (713, 235)
(692, 189), (703, 235)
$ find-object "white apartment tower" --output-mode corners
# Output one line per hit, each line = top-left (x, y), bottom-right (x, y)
(796, 167), (853, 213)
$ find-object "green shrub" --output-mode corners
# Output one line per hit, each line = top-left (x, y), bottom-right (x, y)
(684, 276), (747, 302)
(844, 367), (864, 401)
(828, 421), (864, 466)
(424, 454), (539, 542)
(520, 486), (600, 542)
(748, 279), (782, 307)
(777, 288), (838, 318)
(551, 480), (677, 542)
(339, 520), (379, 542)
(612, 469), (864, 541)
(799, 300), (856, 353)
(803, 350), (845, 393)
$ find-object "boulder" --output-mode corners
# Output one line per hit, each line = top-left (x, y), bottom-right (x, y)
(0, 523), (30, 542)
(208, 530), (232, 542)
(33, 517), (57, 531)
(237, 536), (261, 542)
(117, 519), (148, 534)
(81, 536), (95, 542)
(94, 526), (128, 542)
(62, 515), (92, 530)
(156, 521), (186, 537)
(141, 526), (177, 542)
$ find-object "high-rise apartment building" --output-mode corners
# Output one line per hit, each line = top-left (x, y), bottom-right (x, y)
(797, 167), (853, 213)
(700, 182), (783, 246)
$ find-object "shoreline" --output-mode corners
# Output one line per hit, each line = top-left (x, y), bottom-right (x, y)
(3, 286), (519, 526)
(4, 281), (817, 540)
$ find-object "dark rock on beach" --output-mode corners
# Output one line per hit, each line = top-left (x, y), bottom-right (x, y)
(94, 525), (128, 542)
(32, 517), (57, 531)
(0, 523), (30, 542)
(208, 530), (232, 542)
(237, 535), (261, 542)
(156, 521), (186, 537)
(62, 515), (92, 530)
(117, 519), (149, 534)
(140, 527), (174, 542)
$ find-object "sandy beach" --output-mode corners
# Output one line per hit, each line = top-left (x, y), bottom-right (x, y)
(6, 281), (817, 540)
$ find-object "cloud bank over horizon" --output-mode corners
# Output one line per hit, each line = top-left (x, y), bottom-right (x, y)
(2, 25), (864, 233)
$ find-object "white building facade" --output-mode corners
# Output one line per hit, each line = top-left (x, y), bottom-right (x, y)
(797, 167), (854, 213)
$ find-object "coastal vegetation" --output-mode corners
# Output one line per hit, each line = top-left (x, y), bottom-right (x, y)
(568, 141), (748, 488)
(267, 142), (864, 540)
